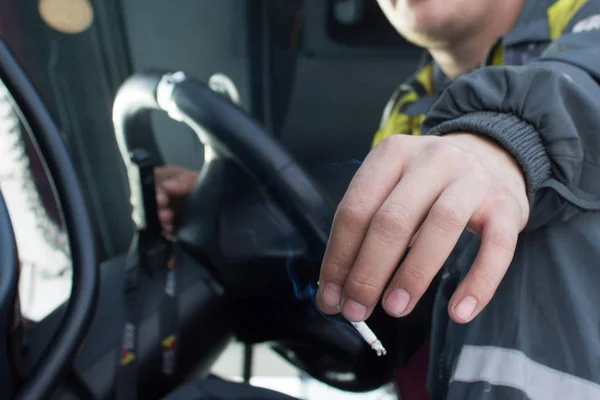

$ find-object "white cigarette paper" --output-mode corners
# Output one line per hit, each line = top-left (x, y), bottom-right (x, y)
(351, 321), (387, 356)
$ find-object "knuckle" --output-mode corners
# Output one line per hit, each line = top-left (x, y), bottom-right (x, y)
(463, 155), (488, 180)
(373, 135), (406, 161)
(488, 187), (517, 212)
(470, 169), (492, 191)
(377, 134), (406, 152)
(421, 140), (443, 158)
(322, 254), (351, 282)
(478, 193), (511, 222)
(346, 273), (382, 303)
(159, 209), (173, 220)
(429, 200), (467, 232)
(489, 191), (527, 227)
(422, 140), (460, 162)
(461, 150), (480, 167)
(488, 231), (516, 255)
(372, 204), (413, 241)
(336, 201), (369, 234)
(400, 263), (430, 287)
(473, 270), (500, 293)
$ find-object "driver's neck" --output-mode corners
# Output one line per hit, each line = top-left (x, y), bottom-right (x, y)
(429, 0), (525, 79)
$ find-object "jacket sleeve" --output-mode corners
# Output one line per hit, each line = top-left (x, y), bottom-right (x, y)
(421, 3), (600, 229)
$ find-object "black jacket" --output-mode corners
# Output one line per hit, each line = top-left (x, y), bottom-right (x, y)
(401, 0), (600, 398)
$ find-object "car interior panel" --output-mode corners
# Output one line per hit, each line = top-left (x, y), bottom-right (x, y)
(0, 1), (427, 399)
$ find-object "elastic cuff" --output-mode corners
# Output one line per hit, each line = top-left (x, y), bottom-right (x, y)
(424, 111), (551, 201)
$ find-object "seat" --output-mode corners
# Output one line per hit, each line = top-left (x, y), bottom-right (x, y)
(162, 376), (298, 400)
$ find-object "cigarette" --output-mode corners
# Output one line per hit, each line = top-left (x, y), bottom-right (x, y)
(351, 321), (387, 356)
(316, 281), (386, 356)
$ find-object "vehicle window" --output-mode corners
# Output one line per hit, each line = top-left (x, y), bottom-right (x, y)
(0, 80), (72, 322)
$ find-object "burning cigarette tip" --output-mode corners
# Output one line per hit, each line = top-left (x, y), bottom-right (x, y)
(350, 321), (387, 356)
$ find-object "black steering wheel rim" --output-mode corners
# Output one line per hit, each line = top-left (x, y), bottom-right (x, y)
(113, 71), (336, 255)
(0, 40), (99, 400)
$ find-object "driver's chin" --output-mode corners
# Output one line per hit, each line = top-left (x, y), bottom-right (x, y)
(384, 0), (470, 47)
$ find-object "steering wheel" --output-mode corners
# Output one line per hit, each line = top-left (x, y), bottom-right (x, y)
(113, 71), (334, 253)
(0, 40), (99, 400)
(112, 71), (398, 392)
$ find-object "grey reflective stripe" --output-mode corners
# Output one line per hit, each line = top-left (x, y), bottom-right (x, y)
(452, 345), (600, 399)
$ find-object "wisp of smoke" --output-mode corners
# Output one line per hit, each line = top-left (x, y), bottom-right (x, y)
(284, 245), (361, 336)
(235, 158), (367, 335)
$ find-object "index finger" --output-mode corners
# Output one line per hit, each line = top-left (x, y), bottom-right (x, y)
(317, 137), (410, 313)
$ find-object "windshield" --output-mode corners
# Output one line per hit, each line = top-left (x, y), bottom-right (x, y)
(0, 80), (72, 322)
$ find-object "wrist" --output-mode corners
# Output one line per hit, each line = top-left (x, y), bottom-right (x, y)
(424, 112), (551, 206)
(446, 133), (524, 181)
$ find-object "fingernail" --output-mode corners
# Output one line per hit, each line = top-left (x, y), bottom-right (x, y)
(320, 283), (342, 308)
(342, 299), (367, 322)
(453, 296), (478, 322)
(384, 288), (410, 316)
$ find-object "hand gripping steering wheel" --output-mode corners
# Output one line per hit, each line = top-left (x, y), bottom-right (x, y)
(113, 71), (335, 253)
(0, 40), (99, 400)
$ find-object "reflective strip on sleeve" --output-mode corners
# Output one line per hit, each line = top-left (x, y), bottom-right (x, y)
(452, 345), (600, 400)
